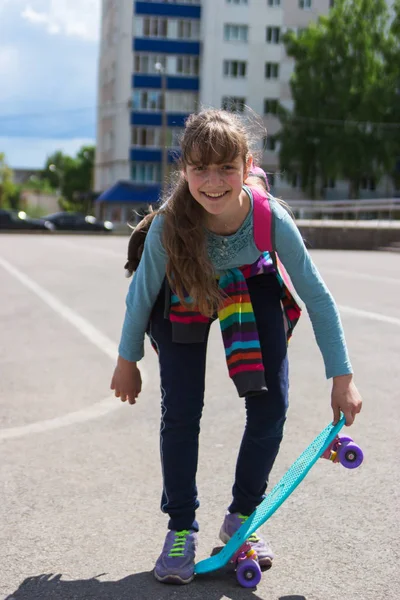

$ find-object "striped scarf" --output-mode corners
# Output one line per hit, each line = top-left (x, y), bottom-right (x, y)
(169, 253), (277, 398)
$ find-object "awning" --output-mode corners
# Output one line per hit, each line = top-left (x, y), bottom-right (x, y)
(96, 180), (161, 204)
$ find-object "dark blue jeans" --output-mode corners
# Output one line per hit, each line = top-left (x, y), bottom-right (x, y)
(148, 273), (289, 532)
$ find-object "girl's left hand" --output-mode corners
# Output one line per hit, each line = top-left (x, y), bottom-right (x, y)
(331, 374), (362, 426)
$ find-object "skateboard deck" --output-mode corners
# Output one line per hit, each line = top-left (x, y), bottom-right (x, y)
(195, 416), (346, 575)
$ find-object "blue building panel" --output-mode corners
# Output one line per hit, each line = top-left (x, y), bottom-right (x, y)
(134, 38), (200, 55)
(131, 112), (162, 126)
(167, 76), (199, 91)
(133, 75), (199, 91)
(135, 2), (201, 19)
(167, 113), (188, 127)
(130, 148), (180, 163)
(131, 112), (189, 127)
(131, 148), (162, 162)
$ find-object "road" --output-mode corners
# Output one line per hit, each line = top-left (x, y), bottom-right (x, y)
(0, 234), (399, 600)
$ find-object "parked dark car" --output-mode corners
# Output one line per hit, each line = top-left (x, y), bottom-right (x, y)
(43, 212), (113, 232)
(0, 209), (55, 231)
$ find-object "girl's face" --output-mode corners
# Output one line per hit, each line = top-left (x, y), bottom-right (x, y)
(184, 154), (251, 216)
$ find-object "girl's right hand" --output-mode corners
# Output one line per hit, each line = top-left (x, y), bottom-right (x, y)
(110, 356), (142, 405)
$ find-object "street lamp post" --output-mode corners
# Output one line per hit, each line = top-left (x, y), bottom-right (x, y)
(155, 62), (168, 196)
(49, 164), (62, 197)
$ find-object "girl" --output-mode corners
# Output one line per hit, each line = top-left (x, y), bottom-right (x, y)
(111, 109), (362, 585)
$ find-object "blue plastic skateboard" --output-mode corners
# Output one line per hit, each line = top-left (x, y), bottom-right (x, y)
(195, 415), (363, 587)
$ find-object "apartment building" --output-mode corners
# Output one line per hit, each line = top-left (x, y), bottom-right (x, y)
(96, 0), (378, 221)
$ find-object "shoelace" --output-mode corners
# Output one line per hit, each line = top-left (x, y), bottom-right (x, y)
(238, 514), (260, 543)
(168, 530), (190, 558)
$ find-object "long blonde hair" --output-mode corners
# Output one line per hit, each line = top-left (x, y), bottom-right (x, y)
(158, 109), (256, 317)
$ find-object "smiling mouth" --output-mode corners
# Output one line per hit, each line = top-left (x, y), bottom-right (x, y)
(201, 191), (229, 199)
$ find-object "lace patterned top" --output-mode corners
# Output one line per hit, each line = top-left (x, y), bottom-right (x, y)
(206, 203), (255, 270)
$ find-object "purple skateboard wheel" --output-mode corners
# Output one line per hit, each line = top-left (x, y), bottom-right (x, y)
(338, 441), (364, 469)
(338, 435), (353, 445)
(236, 559), (262, 588)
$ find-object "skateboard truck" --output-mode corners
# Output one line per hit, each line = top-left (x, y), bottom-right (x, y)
(321, 435), (364, 469)
(231, 542), (262, 588)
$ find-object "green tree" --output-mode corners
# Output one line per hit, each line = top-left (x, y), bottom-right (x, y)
(0, 153), (17, 208)
(279, 0), (396, 199)
(385, 0), (400, 191)
(41, 145), (95, 212)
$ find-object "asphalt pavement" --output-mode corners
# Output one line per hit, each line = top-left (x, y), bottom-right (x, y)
(0, 234), (399, 600)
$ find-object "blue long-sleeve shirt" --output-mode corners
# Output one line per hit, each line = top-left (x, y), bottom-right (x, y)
(118, 187), (352, 379)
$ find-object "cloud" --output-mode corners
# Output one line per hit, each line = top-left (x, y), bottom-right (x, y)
(21, 1), (100, 41)
(0, 1), (101, 167)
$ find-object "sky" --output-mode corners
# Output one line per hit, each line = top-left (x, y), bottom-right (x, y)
(0, 0), (101, 169)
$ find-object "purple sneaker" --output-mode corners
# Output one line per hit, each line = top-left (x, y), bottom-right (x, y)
(154, 529), (197, 584)
(219, 512), (274, 569)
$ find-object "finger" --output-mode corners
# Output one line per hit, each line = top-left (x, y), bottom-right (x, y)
(110, 376), (115, 390)
(332, 404), (341, 425)
(120, 393), (127, 403)
(128, 395), (136, 405)
(114, 389), (121, 398)
(344, 409), (354, 427)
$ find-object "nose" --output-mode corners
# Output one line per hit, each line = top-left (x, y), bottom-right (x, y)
(207, 168), (223, 186)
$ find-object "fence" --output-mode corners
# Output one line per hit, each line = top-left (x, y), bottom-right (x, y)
(287, 197), (400, 220)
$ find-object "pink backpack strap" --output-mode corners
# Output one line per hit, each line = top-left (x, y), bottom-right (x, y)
(251, 186), (273, 252)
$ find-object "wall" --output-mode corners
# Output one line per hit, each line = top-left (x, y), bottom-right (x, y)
(297, 221), (400, 250)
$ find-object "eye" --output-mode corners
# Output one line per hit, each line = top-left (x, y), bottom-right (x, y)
(222, 165), (235, 171)
(193, 165), (206, 172)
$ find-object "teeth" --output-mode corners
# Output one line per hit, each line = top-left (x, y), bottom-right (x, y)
(204, 192), (226, 198)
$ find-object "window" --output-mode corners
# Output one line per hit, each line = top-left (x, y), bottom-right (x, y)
(266, 27), (280, 43)
(131, 163), (161, 183)
(291, 173), (300, 188)
(134, 54), (167, 74)
(132, 90), (164, 111)
(166, 128), (184, 147)
(176, 56), (200, 75)
(132, 127), (183, 147)
(165, 92), (198, 112)
(265, 136), (277, 151)
(223, 60), (247, 78)
(299, 0), (312, 8)
(132, 90), (197, 112)
(142, 17), (168, 37)
(361, 177), (376, 191)
(177, 19), (200, 39)
(224, 24), (248, 42)
(264, 99), (279, 114)
(221, 96), (246, 112)
(267, 0), (280, 5)
(265, 62), (279, 79)
(134, 54), (199, 76)
(131, 127), (162, 147)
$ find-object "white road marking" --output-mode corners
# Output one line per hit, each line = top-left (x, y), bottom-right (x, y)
(0, 256), (147, 440)
(323, 268), (400, 286)
(0, 397), (121, 441)
(338, 305), (400, 327)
